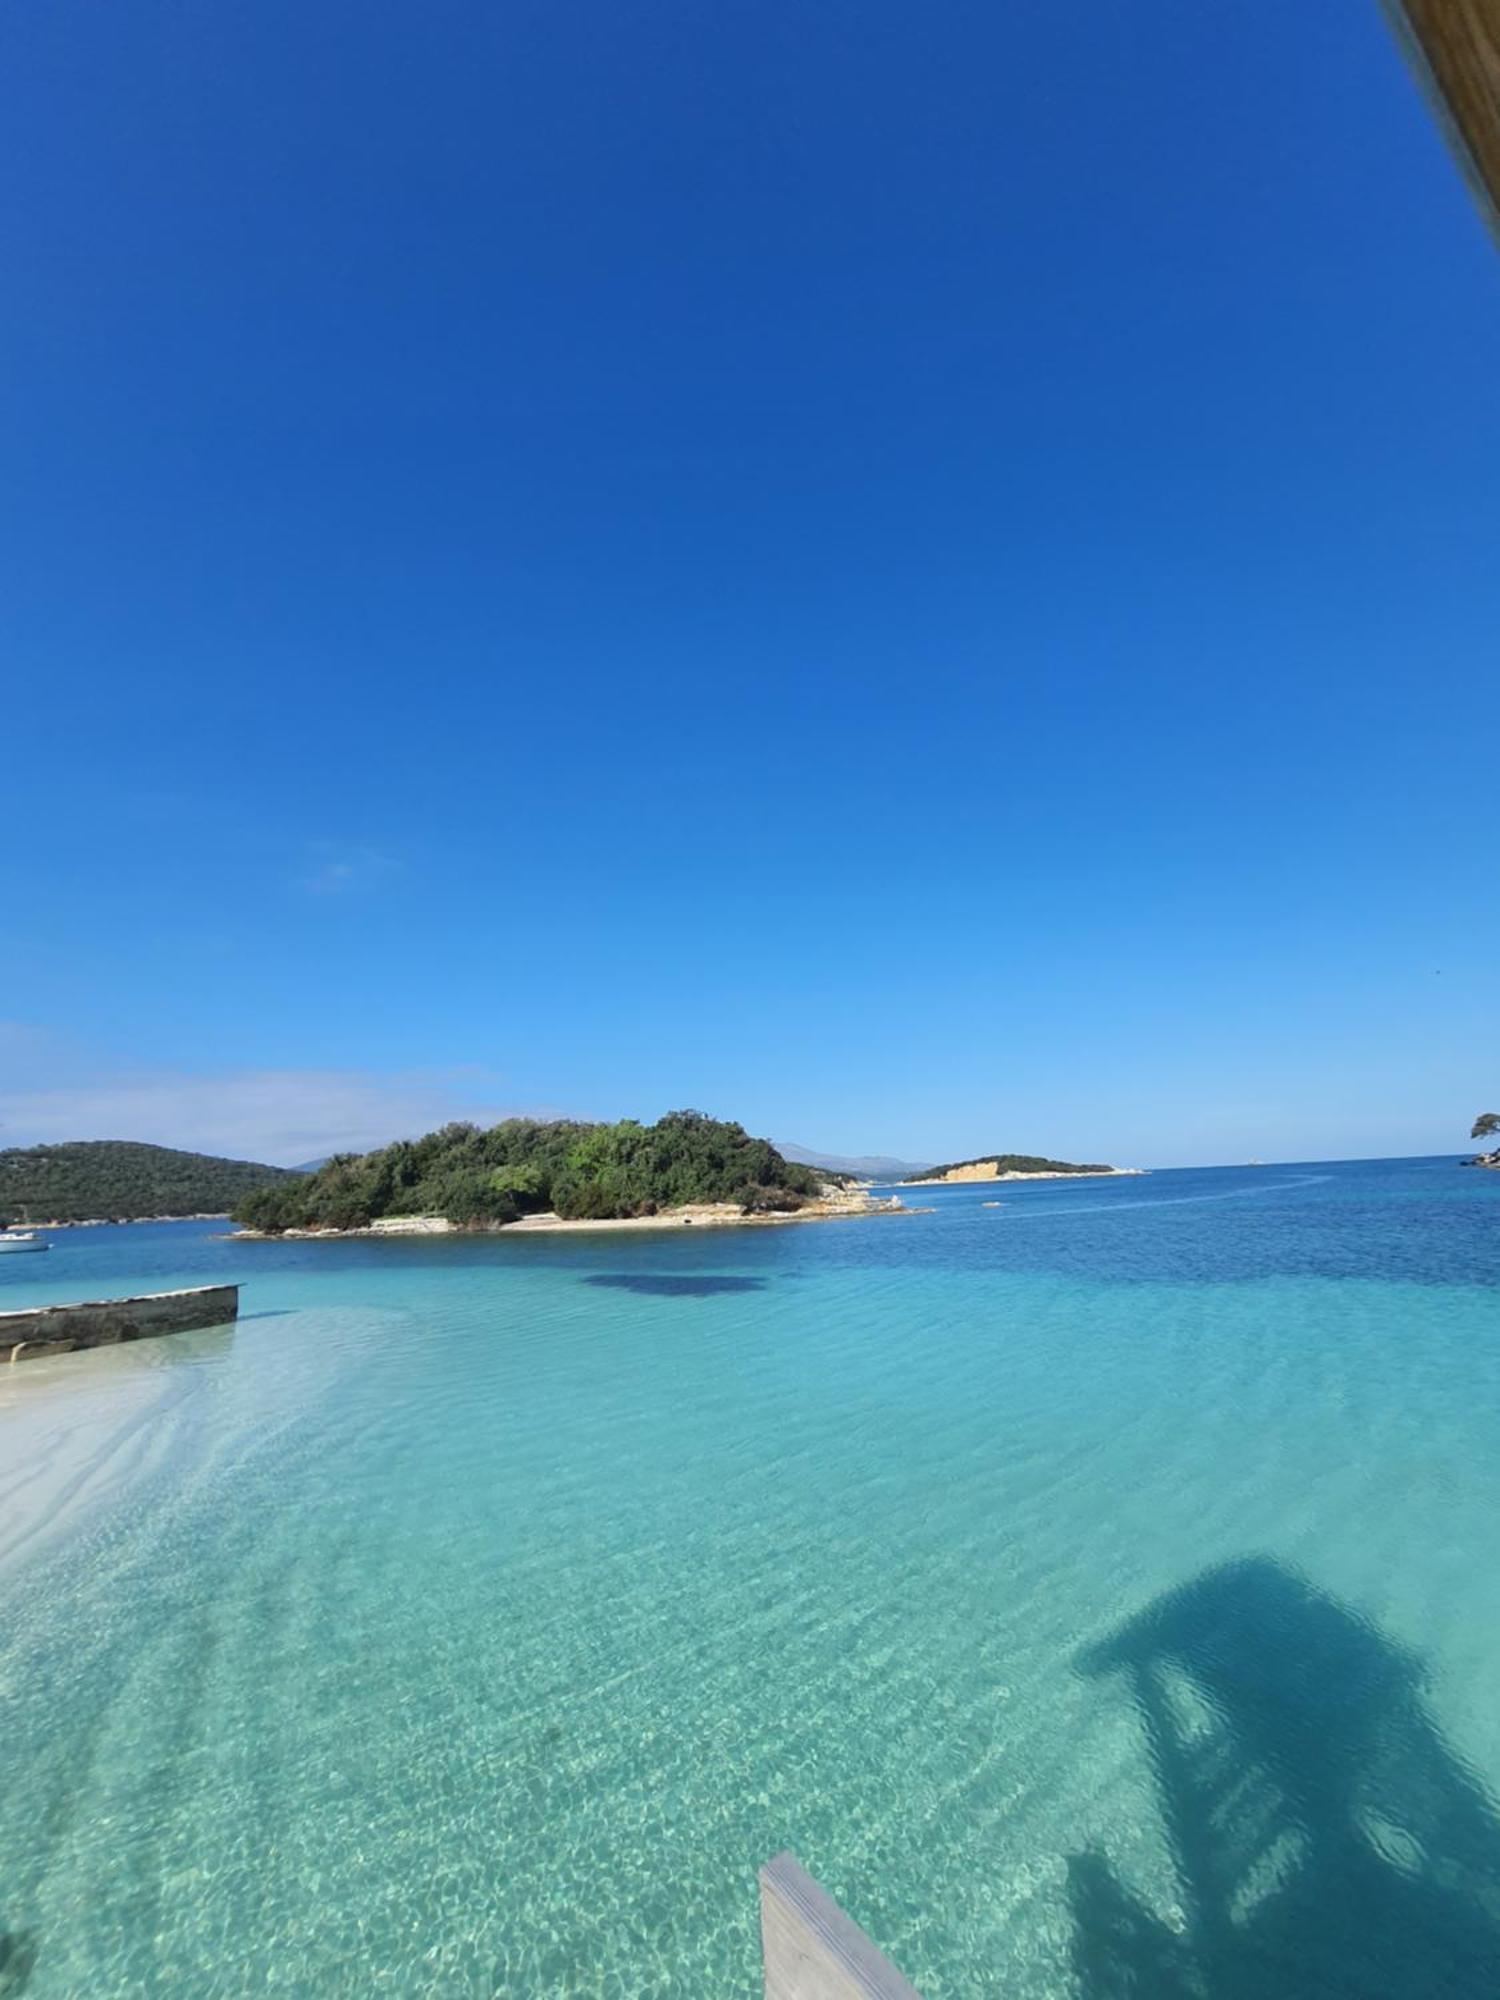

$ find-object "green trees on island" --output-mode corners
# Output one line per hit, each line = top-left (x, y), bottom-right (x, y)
(1472, 1113), (1499, 1144)
(232, 1112), (826, 1233)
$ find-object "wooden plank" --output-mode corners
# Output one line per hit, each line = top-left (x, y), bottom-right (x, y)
(0, 1284), (240, 1361)
(759, 1853), (924, 2000)
(1382, 0), (1500, 238)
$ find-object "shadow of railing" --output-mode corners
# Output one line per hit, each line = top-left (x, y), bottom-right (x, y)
(582, 1273), (766, 1296)
(0, 1929), (37, 1999)
(1069, 1557), (1500, 1997)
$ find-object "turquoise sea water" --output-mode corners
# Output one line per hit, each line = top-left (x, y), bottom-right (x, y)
(2, 1158), (1499, 1996)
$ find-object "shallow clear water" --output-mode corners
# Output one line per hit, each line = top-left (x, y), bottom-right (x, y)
(2, 1159), (1499, 1996)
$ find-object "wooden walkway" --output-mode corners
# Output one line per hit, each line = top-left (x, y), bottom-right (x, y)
(1384, 0), (1500, 238)
(760, 1854), (924, 2000)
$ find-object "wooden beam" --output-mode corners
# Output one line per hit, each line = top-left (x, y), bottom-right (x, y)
(1382, 0), (1500, 239)
(0, 1284), (240, 1361)
(759, 1853), (924, 2000)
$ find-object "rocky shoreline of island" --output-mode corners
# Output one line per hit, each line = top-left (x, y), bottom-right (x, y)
(230, 1181), (911, 1240)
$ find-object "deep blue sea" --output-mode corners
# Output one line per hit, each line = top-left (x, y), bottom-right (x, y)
(2, 1158), (1499, 1997)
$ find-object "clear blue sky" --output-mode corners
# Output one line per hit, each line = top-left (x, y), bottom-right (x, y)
(4, 0), (1497, 1167)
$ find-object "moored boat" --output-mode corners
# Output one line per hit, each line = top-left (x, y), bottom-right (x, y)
(0, 1229), (48, 1254)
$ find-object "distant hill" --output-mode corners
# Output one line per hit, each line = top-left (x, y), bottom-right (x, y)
(778, 1143), (935, 1182)
(0, 1141), (297, 1224)
(905, 1152), (1120, 1184)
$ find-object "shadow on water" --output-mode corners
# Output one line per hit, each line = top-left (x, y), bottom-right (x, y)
(0, 1930), (37, 1998)
(582, 1273), (766, 1296)
(1069, 1558), (1500, 1998)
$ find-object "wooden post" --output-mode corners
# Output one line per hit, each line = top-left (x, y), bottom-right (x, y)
(759, 1853), (924, 2000)
(1381, 0), (1500, 240)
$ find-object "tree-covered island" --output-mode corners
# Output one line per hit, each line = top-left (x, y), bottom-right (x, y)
(902, 1153), (1126, 1184)
(234, 1111), (845, 1233)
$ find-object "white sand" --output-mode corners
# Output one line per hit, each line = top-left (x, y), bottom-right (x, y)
(0, 1342), (192, 1574)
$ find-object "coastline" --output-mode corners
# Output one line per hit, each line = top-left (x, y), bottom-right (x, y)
(17, 1212), (232, 1230)
(230, 1185), (912, 1241)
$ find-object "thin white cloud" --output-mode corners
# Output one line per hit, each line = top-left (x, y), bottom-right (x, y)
(0, 1067), (563, 1166)
(297, 843), (406, 897)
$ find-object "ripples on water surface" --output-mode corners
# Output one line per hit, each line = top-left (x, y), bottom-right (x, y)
(2, 1159), (1498, 1995)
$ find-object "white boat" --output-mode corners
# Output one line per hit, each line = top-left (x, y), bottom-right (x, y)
(0, 1229), (48, 1253)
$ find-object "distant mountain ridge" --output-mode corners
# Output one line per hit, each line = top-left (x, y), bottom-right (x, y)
(0, 1141), (296, 1224)
(778, 1142), (936, 1182)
